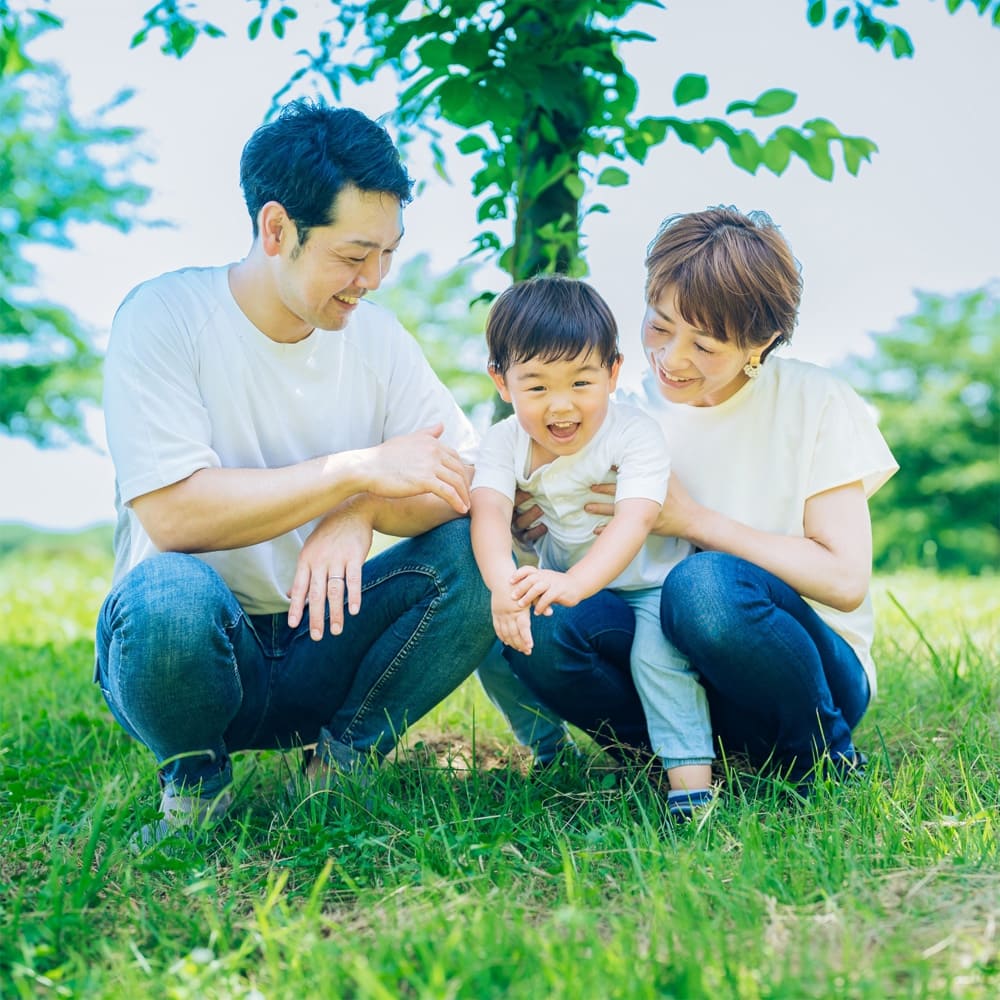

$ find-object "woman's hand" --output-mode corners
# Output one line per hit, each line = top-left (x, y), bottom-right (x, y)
(511, 488), (547, 549)
(585, 475), (701, 540)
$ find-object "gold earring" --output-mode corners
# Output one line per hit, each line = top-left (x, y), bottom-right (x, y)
(743, 353), (762, 379)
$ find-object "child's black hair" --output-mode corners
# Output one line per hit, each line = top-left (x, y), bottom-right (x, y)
(486, 274), (621, 375)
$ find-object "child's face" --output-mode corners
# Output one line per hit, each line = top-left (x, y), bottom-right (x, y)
(490, 349), (622, 463)
(642, 286), (777, 407)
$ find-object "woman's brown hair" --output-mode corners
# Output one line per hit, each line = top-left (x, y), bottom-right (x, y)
(644, 206), (803, 358)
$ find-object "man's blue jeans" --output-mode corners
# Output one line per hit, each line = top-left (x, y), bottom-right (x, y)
(502, 553), (871, 781)
(95, 519), (493, 797)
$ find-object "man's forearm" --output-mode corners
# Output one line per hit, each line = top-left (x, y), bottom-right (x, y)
(131, 453), (371, 553)
(359, 493), (466, 537)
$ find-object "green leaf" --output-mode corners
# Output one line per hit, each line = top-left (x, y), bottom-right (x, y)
(762, 137), (792, 175)
(416, 37), (452, 70)
(840, 135), (879, 174)
(890, 27), (914, 58)
(477, 196), (507, 222)
(807, 0), (826, 26)
(596, 166), (629, 187)
(832, 6), (851, 28)
(248, 16), (262, 41)
(673, 73), (708, 106)
(563, 174), (585, 200)
(456, 134), (488, 155)
(800, 134), (835, 180)
(752, 88), (797, 117)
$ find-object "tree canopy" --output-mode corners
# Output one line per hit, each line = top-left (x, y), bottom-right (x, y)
(840, 285), (999, 574)
(132, 0), (999, 280)
(0, 2), (150, 443)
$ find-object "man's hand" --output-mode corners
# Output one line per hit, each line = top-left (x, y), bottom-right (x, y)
(360, 424), (471, 515)
(287, 503), (375, 640)
(510, 566), (585, 617)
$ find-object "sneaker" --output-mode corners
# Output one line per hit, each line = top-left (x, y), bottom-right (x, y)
(832, 749), (869, 782)
(286, 738), (379, 804)
(131, 786), (233, 852)
(793, 749), (870, 797)
(666, 786), (716, 822)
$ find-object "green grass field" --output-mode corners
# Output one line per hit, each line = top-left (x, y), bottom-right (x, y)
(0, 525), (997, 999)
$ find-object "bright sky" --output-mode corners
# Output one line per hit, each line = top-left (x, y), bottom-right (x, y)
(4, 0), (998, 529)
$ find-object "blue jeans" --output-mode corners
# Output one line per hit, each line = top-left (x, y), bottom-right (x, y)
(661, 553), (870, 782)
(482, 588), (713, 768)
(500, 590), (654, 758)
(476, 641), (574, 764)
(499, 554), (870, 781)
(623, 587), (714, 769)
(95, 519), (493, 797)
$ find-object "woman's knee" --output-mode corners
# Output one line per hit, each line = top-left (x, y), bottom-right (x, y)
(660, 552), (762, 651)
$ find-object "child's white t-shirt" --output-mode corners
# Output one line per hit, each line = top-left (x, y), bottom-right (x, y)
(472, 401), (689, 590)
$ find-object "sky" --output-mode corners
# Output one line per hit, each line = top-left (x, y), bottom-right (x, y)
(3, 0), (998, 529)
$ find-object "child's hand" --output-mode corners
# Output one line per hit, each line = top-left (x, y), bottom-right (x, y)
(511, 566), (585, 617)
(491, 591), (534, 654)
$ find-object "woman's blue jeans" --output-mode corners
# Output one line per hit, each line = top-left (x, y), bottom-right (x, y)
(503, 553), (871, 782)
(95, 519), (494, 797)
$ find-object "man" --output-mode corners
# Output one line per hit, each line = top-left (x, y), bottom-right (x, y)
(96, 100), (493, 843)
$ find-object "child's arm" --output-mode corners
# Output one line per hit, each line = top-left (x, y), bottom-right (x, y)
(511, 496), (660, 615)
(471, 487), (535, 653)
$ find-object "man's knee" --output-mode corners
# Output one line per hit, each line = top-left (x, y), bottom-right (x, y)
(101, 553), (237, 651)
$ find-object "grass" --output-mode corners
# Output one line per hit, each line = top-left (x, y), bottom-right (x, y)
(0, 525), (997, 998)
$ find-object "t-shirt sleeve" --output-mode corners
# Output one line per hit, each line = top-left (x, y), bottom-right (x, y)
(380, 318), (480, 464)
(612, 408), (671, 505)
(807, 377), (899, 500)
(104, 282), (221, 506)
(470, 418), (519, 503)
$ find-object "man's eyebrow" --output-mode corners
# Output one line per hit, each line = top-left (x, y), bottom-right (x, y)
(339, 230), (405, 250)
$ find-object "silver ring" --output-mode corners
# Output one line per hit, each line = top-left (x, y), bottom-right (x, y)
(327, 577), (345, 584)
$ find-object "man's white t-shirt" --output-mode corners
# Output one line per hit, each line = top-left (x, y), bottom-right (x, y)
(621, 357), (898, 694)
(472, 401), (689, 590)
(104, 264), (477, 614)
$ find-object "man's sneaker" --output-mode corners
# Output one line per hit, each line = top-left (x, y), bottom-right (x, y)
(666, 786), (716, 822)
(793, 749), (870, 797)
(286, 736), (379, 805)
(832, 749), (869, 782)
(131, 786), (233, 852)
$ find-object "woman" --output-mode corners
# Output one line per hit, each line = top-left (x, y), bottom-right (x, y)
(486, 206), (898, 791)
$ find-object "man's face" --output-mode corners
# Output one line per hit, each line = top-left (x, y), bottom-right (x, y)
(274, 184), (403, 334)
(491, 350), (622, 468)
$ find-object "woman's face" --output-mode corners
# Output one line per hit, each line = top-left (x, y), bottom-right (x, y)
(641, 287), (769, 407)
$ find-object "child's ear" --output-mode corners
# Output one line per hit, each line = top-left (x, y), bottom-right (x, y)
(607, 355), (623, 392)
(488, 366), (512, 403)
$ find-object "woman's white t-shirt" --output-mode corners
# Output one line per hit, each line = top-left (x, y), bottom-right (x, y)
(621, 357), (898, 694)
